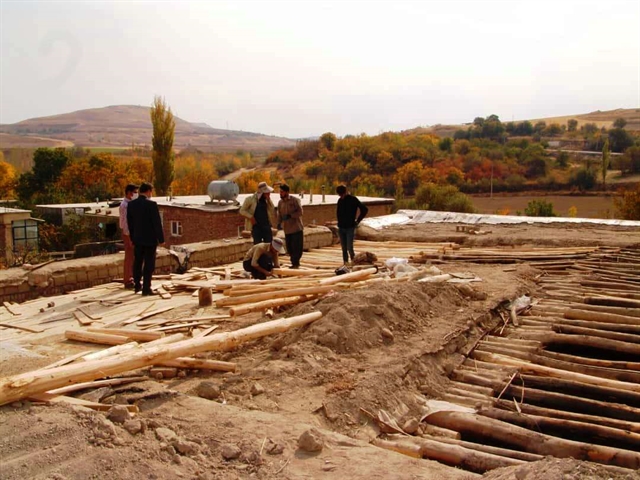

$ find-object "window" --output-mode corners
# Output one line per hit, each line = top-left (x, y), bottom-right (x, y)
(171, 220), (183, 237)
(12, 219), (39, 252)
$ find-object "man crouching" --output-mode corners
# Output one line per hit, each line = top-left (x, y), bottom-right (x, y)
(243, 237), (286, 279)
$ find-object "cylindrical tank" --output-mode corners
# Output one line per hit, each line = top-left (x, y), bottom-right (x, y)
(207, 180), (239, 203)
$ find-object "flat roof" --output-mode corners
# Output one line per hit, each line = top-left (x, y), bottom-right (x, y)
(0, 206), (32, 214)
(38, 193), (394, 213)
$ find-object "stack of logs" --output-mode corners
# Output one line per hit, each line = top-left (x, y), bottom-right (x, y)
(375, 245), (640, 473)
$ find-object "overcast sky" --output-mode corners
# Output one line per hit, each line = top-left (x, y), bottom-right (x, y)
(1, 0), (639, 138)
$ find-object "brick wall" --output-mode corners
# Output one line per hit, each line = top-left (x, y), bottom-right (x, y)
(160, 206), (244, 248)
(0, 227), (334, 303)
(160, 201), (393, 247)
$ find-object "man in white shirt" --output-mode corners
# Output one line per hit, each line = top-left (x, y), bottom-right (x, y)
(119, 184), (138, 289)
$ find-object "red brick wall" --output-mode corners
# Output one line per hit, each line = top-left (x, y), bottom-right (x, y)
(159, 206), (245, 248)
(159, 202), (393, 246)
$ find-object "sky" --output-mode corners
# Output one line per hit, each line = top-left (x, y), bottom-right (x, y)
(1, 0), (639, 138)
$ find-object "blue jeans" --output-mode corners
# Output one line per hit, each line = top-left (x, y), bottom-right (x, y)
(338, 227), (355, 264)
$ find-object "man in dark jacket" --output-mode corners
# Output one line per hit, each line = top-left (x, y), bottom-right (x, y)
(336, 185), (368, 265)
(127, 182), (165, 295)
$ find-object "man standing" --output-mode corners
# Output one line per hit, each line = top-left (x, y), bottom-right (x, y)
(119, 184), (138, 289)
(239, 181), (277, 244)
(127, 182), (164, 295)
(336, 185), (368, 266)
(242, 237), (285, 279)
(277, 184), (304, 268)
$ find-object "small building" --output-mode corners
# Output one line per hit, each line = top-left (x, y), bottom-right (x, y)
(41, 192), (395, 249)
(0, 207), (42, 266)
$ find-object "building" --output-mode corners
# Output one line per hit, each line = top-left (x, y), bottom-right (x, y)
(41, 192), (395, 249)
(0, 207), (42, 266)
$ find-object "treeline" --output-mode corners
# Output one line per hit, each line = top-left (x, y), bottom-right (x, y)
(0, 147), (259, 206)
(262, 115), (639, 201)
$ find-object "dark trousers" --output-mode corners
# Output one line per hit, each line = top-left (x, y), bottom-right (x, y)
(285, 230), (304, 267)
(338, 227), (355, 263)
(133, 244), (157, 293)
(243, 254), (274, 280)
(252, 224), (273, 245)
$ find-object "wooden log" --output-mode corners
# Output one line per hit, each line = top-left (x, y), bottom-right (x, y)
(65, 330), (131, 346)
(46, 376), (147, 395)
(0, 311), (323, 406)
(318, 267), (377, 285)
(478, 407), (640, 451)
(552, 324), (640, 344)
(493, 398), (640, 434)
(525, 314), (640, 335)
(473, 350), (640, 393)
(271, 268), (334, 277)
(42, 350), (94, 369)
(518, 332), (640, 357)
(536, 348), (640, 372)
(565, 308), (640, 325)
(424, 411), (640, 469)
(419, 433), (544, 462)
(452, 369), (640, 423)
(229, 295), (318, 317)
(371, 438), (422, 459)
(516, 374), (640, 407)
(87, 327), (164, 342)
(585, 296), (640, 309)
(561, 303), (640, 318)
(216, 285), (335, 307)
(157, 357), (236, 372)
(81, 342), (139, 361)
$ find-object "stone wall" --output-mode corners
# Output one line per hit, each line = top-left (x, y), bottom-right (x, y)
(0, 226), (334, 304)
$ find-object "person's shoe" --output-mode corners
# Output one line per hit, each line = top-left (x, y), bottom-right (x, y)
(125, 282), (135, 290)
(290, 264), (300, 269)
(141, 290), (155, 296)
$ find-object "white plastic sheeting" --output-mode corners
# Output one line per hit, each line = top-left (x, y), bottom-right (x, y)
(362, 209), (640, 230)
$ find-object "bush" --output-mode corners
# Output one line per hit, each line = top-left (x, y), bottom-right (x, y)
(414, 183), (475, 213)
(524, 200), (556, 217)
(613, 185), (640, 220)
(570, 167), (597, 191)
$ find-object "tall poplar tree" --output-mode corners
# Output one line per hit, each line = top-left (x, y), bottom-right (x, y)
(602, 138), (610, 188)
(150, 96), (175, 196)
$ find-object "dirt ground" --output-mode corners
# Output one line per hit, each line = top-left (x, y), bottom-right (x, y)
(1, 222), (638, 480)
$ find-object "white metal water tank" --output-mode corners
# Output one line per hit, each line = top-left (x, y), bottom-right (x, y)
(207, 180), (240, 204)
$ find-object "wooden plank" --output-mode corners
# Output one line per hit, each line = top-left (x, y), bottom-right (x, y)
(0, 323), (43, 333)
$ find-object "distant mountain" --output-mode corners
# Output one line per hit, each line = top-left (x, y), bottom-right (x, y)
(408, 108), (640, 138)
(0, 105), (296, 152)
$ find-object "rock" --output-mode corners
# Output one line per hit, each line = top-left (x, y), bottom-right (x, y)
(402, 418), (420, 435)
(196, 381), (221, 400)
(156, 427), (178, 443)
(106, 405), (131, 424)
(250, 383), (265, 396)
(123, 419), (144, 435)
(380, 328), (394, 341)
(297, 428), (323, 452)
(149, 367), (178, 380)
(265, 439), (285, 455)
(173, 438), (200, 456)
(221, 443), (242, 460)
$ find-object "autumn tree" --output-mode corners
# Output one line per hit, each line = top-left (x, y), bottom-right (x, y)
(319, 132), (337, 151)
(0, 156), (17, 199)
(150, 96), (176, 196)
(567, 119), (578, 132)
(613, 184), (640, 220)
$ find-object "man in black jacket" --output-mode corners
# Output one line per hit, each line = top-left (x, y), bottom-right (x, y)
(127, 182), (165, 295)
(336, 185), (368, 265)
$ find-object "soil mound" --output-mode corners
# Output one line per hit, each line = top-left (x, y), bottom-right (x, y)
(281, 282), (467, 355)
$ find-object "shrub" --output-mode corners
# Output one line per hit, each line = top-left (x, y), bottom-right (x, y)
(524, 200), (556, 217)
(613, 185), (640, 220)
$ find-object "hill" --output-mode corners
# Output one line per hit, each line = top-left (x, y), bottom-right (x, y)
(410, 107), (640, 138)
(0, 105), (296, 152)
